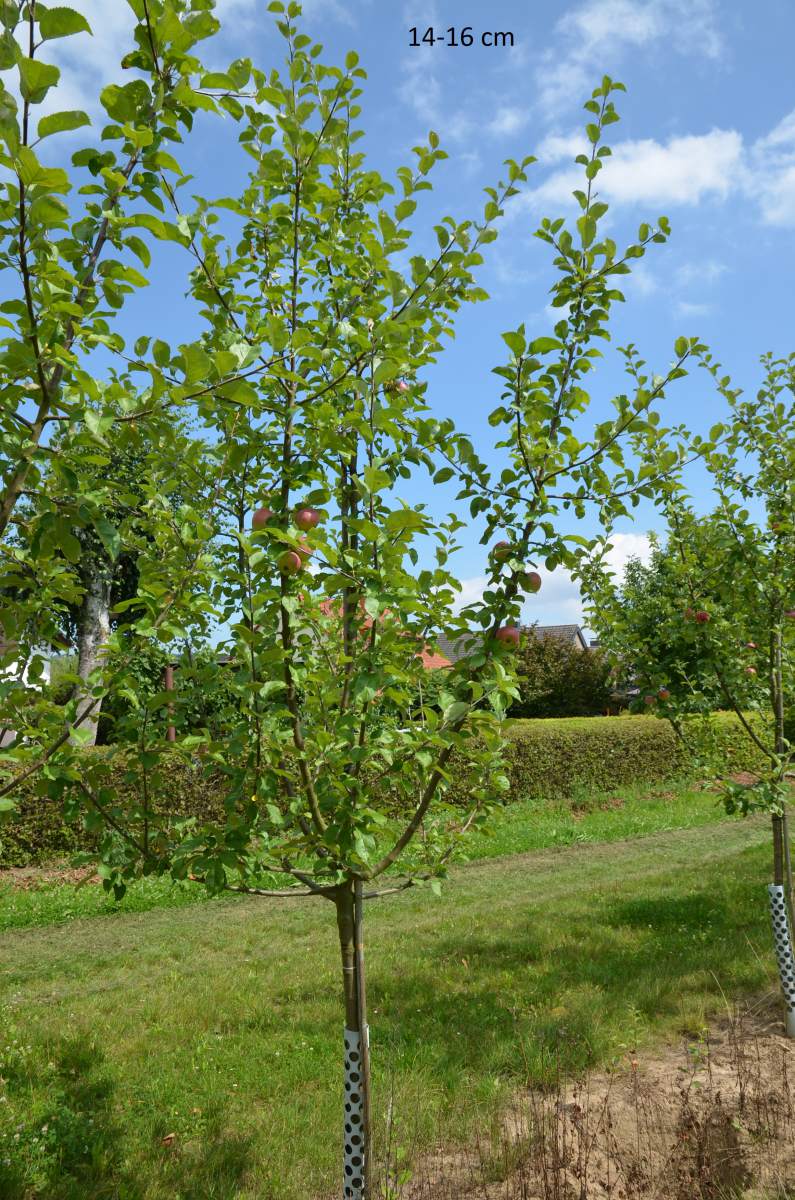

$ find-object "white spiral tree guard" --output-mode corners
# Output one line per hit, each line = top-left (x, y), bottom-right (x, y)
(768, 884), (795, 1038)
(343, 1027), (367, 1198)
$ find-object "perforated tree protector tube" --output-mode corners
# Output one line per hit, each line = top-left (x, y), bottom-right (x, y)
(343, 1027), (367, 1198)
(768, 884), (795, 1037)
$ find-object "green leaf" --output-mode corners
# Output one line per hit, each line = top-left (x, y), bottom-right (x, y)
(0, 29), (17, 68)
(529, 337), (563, 355)
(15, 146), (70, 192)
(93, 515), (121, 562)
(0, 796), (17, 813)
(39, 6), (92, 38)
(51, 521), (81, 563)
(443, 700), (470, 724)
(37, 109), (90, 139)
(18, 58), (60, 104)
(501, 329), (526, 357)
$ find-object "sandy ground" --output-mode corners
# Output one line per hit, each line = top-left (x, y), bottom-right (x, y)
(398, 997), (795, 1199)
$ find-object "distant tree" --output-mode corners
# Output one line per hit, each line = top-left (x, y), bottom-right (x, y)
(510, 629), (612, 718)
(587, 352), (795, 1037)
(605, 540), (725, 714)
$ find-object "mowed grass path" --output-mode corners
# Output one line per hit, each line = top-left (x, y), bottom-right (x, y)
(0, 807), (778, 1200)
(0, 780), (727, 931)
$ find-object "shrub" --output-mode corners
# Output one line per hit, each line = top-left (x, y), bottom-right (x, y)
(509, 633), (613, 719)
(0, 714), (769, 868)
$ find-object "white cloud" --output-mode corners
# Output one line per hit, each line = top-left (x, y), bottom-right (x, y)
(674, 259), (726, 287)
(675, 300), (712, 318)
(489, 106), (530, 137)
(601, 531), (653, 577)
(530, 129), (741, 211)
(750, 109), (795, 226)
(520, 107), (795, 231)
(537, 0), (724, 116)
(453, 575), (488, 613)
(627, 263), (658, 296)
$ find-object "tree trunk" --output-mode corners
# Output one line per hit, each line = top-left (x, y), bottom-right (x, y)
(335, 879), (371, 1199)
(770, 814), (795, 1037)
(73, 562), (112, 746)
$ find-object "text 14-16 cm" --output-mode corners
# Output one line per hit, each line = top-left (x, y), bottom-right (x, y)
(409, 27), (515, 48)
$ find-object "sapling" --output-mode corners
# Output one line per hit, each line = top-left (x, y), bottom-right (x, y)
(1, 4), (534, 1195)
(587, 352), (795, 1035)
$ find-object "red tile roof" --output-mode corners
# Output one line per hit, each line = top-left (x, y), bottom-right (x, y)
(317, 598), (451, 669)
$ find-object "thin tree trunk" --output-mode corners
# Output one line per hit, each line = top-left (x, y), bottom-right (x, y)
(73, 561), (112, 746)
(335, 880), (370, 1199)
(770, 814), (795, 1037)
(768, 625), (795, 1035)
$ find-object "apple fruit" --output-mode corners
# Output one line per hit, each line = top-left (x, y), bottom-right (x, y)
(396, 379), (409, 393)
(294, 506), (321, 531)
(684, 607), (695, 622)
(495, 625), (521, 647)
(492, 541), (512, 561)
(745, 666), (757, 676)
(657, 687), (670, 701)
(643, 695), (655, 706)
(519, 570), (542, 594)
(695, 610), (711, 624)
(786, 609), (795, 620)
(251, 506), (273, 530)
(277, 550), (303, 575)
(745, 642), (757, 649)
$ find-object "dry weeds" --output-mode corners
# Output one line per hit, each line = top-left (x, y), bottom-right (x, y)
(380, 997), (795, 1199)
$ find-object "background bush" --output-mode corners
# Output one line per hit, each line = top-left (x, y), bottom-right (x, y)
(0, 713), (769, 868)
(509, 633), (613, 718)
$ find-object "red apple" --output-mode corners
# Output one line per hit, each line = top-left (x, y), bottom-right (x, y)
(745, 666), (757, 676)
(296, 537), (312, 560)
(277, 550), (303, 575)
(294, 506), (321, 531)
(519, 570), (542, 594)
(684, 607), (695, 622)
(396, 379), (409, 393)
(492, 541), (512, 561)
(695, 610), (711, 624)
(643, 695), (656, 706)
(745, 642), (757, 650)
(251, 506), (273, 530)
(786, 610), (795, 621)
(658, 687), (671, 701)
(495, 625), (521, 647)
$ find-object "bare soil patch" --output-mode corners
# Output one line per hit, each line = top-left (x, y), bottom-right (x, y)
(391, 997), (795, 1199)
(0, 862), (99, 890)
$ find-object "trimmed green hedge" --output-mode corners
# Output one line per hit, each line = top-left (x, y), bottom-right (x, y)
(503, 712), (767, 801)
(0, 757), (225, 870)
(0, 713), (769, 868)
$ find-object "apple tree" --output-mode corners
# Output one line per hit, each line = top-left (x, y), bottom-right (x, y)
(587, 352), (795, 1036)
(0, 2), (535, 1194)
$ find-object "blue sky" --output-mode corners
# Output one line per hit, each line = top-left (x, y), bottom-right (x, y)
(29, 0), (795, 630)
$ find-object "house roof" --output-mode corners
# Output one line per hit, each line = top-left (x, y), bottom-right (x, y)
(318, 598), (452, 669)
(535, 624), (590, 650)
(438, 624), (589, 663)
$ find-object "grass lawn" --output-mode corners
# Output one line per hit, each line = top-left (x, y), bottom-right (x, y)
(0, 778), (726, 931)
(0, 777), (780, 1200)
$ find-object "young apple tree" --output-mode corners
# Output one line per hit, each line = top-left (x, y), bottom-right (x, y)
(1, 3), (535, 1194)
(587, 352), (795, 1036)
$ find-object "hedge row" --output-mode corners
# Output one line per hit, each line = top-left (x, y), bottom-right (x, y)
(502, 712), (768, 801)
(0, 713), (769, 868)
